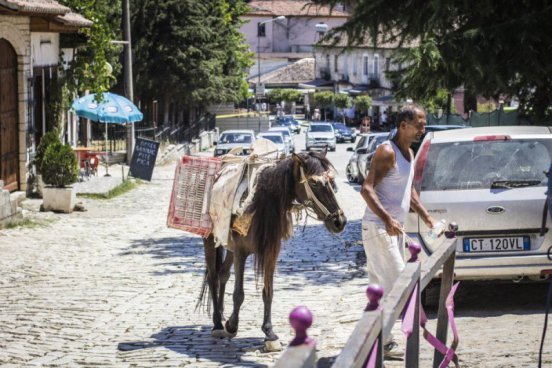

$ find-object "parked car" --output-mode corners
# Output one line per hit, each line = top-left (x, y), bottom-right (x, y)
(306, 123), (337, 151)
(406, 125), (552, 282)
(331, 122), (357, 143)
(346, 133), (388, 183)
(272, 116), (301, 133)
(269, 126), (295, 153)
(257, 132), (288, 157)
(214, 129), (256, 157)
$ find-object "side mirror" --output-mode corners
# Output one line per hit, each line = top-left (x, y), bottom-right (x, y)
(213, 141), (217, 146)
(346, 147), (354, 152)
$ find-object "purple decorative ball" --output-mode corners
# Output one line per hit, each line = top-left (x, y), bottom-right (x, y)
(365, 284), (384, 311)
(289, 306), (313, 333)
(408, 242), (422, 262)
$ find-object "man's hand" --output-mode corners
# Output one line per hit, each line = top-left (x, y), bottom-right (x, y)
(384, 217), (404, 236)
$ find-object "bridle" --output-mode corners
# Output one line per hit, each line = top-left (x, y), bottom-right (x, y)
(297, 165), (343, 221)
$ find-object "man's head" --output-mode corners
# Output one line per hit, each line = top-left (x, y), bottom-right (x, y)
(396, 104), (426, 142)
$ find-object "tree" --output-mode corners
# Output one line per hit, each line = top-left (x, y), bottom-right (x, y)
(353, 95), (372, 117)
(311, 0), (552, 120)
(314, 91), (334, 120)
(334, 93), (351, 123)
(131, 0), (253, 124)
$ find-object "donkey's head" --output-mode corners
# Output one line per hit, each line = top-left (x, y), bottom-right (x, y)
(292, 151), (347, 233)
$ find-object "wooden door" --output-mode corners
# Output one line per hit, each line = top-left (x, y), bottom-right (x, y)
(0, 39), (19, 191)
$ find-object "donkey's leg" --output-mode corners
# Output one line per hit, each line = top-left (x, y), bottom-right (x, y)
(262, 265), (281, 351)
(217, 248), (234, 321)
(224, 249), (248, 338)
(203, 238), (224, 336)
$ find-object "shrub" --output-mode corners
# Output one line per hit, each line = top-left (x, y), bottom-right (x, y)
(41, 142), (79, 188)
(34, 131), (61, 174)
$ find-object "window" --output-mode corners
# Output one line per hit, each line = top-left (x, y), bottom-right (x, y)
(334, 55), (339, 72)
(326, 54), (330, 68)
(363, 55), (369, 75)
(373, 54), (380, 76)
(385, 57), (391, 71)
(258, 23), (266, 37)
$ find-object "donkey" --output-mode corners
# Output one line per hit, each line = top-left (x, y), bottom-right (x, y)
(199, 151), (346, 350)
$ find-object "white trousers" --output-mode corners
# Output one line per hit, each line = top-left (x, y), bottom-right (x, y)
(362, 221), (406, 345)
(361, 221), (406, 299)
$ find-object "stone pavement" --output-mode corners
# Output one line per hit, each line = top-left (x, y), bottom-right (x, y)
(0, 152), (381, 367)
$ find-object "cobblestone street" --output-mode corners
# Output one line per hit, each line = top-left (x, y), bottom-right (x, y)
(1, 147), (550, 367)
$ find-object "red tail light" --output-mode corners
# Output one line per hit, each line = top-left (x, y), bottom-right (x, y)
(473, 135), (511, 141)
(413, 139), (431, 191)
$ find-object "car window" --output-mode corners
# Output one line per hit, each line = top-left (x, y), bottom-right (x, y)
(355, 136), (367, 150)
(421, 139), (552, 191)
(220, 133), (252, 144)
(260, 135), (283, 144)
(270, 129), (291, 140)
(368, 135), (387, 153)
(310, 125), (332, 132)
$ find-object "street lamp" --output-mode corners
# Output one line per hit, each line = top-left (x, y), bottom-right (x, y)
(257, 15), (285, 132)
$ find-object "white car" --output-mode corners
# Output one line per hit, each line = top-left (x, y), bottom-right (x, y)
(214, 129), (256, 157)
(269, 126), (295, 153)
(406, 126), (552, 282)
(306, 123), (336, 151)
(257, 132), (288, 157)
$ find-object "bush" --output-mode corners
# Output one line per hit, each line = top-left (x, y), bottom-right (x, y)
(41, 142), (79, 188)
(34, 131), (61, 174)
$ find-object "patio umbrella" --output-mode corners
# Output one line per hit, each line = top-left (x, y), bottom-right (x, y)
(71, 92), (143, 174)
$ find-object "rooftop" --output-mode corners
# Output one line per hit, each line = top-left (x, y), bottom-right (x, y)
(245, 0), (348, 18)
(250, 58), (315, 86)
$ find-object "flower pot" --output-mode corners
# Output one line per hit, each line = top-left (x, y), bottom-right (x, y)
(42, 186), (76, 213)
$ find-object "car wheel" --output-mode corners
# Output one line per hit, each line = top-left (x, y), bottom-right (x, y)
(330, 146), (336, 152)
(346, 164), (357, 183)
(351, 137), (356, 144)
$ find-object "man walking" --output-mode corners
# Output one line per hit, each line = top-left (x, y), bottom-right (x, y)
(360, 104), (436, 358)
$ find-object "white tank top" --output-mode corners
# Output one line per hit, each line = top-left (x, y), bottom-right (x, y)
(363, 140), (414, 227)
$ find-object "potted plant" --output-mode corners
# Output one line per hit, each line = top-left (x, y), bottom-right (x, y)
(34, 131), (61, 196)
(40, 142), (79, 213)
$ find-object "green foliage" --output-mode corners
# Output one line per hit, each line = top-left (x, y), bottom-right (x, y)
(59, 0), (121, 99)
(314, 91), (334, 109)
(131, 0), (253, 108)
(78, 179), (139, 199)
(421, 89), (456, 114)
(34, 132), (61, 174)
(334, 94), (351, 109)
(267, 89), (302, 103)
(353, 95), (372, 114)
(311, 0), (552, 119)
(41, 143), (79, 188)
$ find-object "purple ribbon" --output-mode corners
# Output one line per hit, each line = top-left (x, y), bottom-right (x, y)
(364, 339), (379, 368)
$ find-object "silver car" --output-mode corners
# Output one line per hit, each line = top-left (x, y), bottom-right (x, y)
(306, 123), (336, 151)
(257, 132), (289, 157)
(346, 132), (388, 183)
(214, 129), (256, 157)
(269, 126), (295, 153)
(406, 126), (552, 282)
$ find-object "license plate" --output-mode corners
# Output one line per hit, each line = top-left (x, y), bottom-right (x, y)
(463, 236), (530, 252)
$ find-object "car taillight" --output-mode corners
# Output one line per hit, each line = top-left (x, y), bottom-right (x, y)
(413, 138), (431, 192)
(473, 135), (511, 141)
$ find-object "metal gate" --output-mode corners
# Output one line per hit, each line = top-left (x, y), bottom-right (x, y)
(0, 38), (19, 191)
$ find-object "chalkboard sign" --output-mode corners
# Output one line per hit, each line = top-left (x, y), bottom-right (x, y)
(129, 138), (160, 181)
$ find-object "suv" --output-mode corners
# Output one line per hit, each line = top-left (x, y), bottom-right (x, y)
(406, 126), (552, 282)
(306, 123), (337, 151)
(214, 129), (256, 157)
(331, 122), (357, 143)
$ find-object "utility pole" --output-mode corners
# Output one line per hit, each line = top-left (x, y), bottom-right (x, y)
(123, 0), (135, 164)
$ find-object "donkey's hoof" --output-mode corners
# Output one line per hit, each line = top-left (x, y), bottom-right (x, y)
(223, 324), (237, 339)
(264, 339), (282, 352)
(211, 329), (226, 338)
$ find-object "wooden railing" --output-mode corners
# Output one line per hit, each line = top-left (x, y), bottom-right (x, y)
(276, 233), (458, 368)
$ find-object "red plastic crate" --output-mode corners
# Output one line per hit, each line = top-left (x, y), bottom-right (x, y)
(167, 155), (222, 237)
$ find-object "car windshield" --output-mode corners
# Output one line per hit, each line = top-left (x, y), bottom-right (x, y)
(260, 135), (283, 144)
(333, 123), (347, 130)
(421, 139), (552, 191)
(368, 135), (388, 152)
(219, 133), (252, 144)
(310, 124), (332, 133)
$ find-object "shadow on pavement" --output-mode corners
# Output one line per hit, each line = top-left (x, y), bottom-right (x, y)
(118, 325), (268, 367)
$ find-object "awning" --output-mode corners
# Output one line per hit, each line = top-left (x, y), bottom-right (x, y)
(372, 94), (400, 106)
(345, 85), (369, 95)
(298, 79), (334, 90)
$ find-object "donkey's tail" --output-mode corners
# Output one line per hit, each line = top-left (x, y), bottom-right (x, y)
(195, 268), (211, 314)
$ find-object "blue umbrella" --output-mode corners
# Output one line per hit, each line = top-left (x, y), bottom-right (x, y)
(71, 92), (143, 175)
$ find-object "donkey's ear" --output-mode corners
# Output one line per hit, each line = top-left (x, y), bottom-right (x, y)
(292, 153), (305, 166)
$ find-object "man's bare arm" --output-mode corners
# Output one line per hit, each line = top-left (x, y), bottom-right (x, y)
(410, 186), (436, 228)
(360, 145), (403, 236)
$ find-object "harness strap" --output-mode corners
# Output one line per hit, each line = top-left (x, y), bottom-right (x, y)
(299, 165), (342, 220)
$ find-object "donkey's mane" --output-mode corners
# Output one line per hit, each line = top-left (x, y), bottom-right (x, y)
(246, 152), (333, 285)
